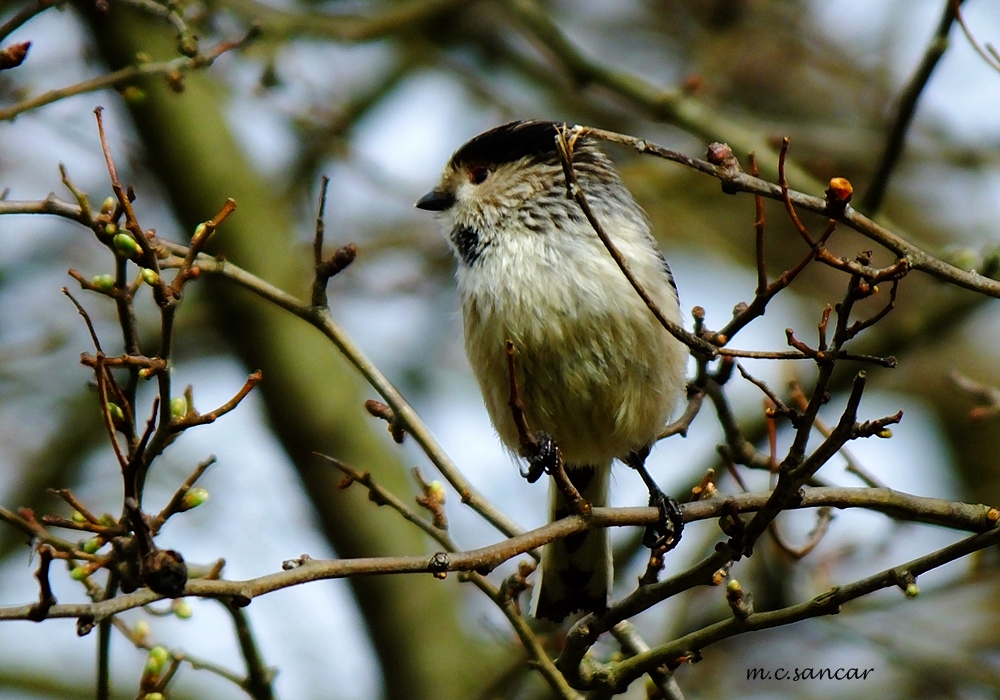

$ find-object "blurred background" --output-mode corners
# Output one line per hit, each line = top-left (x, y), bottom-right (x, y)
(2, 0), (1000, 698)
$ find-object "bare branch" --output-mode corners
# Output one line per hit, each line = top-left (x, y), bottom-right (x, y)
(2, 487), (994, 621)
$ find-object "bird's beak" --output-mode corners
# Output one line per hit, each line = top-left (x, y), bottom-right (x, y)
(415, 188), (455, 211)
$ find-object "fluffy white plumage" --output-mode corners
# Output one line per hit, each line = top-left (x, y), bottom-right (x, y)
(417, 120), (687, 621)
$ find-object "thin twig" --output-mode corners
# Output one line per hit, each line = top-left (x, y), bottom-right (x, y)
(768, 507), (834, 560)
(171, 371), (262, 431)
(2, 487), (996, 621)
(226, 604), (276, 700)
(863, 1), (964, 211)
(554, 124), (718, 356)
(657, 389), (704, 440)
(0, 32), (255, 121)
(574, 126), (1000, 298)
(0, 0), (62, 42)
(26, 545), (57, 621)
(611, 621), (686, 700)
(157, 241), (525, 540)
(952, 0), (1000, 74)
(599, 525), (1000, 693)
(152, 457), (218, 533)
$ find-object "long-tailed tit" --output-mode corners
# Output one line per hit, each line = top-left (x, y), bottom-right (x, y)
(417, 120), (687, 621)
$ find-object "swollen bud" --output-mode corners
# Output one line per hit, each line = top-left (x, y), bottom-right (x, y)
(132, 619), (151, 643)
(107, 402), (125, 423)
(178, 31), (199, 57)
(91, 274), (115, 293)
(122, 86), (147, 104)
(905, 583), (919, 598)
(142, 646), (169, 688)
(170, 396), (187, 419)
(141, 268), (159, 286)
(179, 488), (209, 511)
(143, 694), (165, 700)
(172, 599), (193, 619)
(70, 566), (89, 581)
(113, 232), (139, 257)
(147, 646), (169, 668)
(427, 480), (446, 503)
(101, 196), (116, 215)
(877, 428), (893, 439)
(82, 537), (103, 554)
(71, 510), (87, 525)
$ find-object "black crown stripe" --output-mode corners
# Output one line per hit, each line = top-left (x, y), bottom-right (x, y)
(449, 120), (565, 168)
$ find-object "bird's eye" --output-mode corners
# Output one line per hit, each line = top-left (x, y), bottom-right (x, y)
(468, 165), (489, 185)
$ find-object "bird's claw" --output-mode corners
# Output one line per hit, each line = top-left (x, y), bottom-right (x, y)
(520, 431), (558, 484)
(642, 488), (683, 552)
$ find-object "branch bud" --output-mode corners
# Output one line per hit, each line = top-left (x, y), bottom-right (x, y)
(112, 232), (139, 258)
(825, 177), (853, 216)
(170, 396), (188, 419)
(179, 487), (209, 511)
(107, 402), (125, 424)
(143, 645), (169, 683)
(725, 578), (752, 619)
(0, 41), (31, 70)
(172, 599), (193, 619)
(122, 86), (146, 104)
(91, 274), (115, 293)
(132, 620), (150, 643)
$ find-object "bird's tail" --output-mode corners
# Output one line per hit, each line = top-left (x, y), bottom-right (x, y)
(532, 464), (611, 622)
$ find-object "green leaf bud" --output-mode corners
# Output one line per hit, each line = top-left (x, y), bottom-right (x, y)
(172, 599), (193, 619)
(113, 232), (138, 257)
(107, 402), (125, 423)
(91, 274), (115, 293)
(170, 396), (187, 419)
(180, 488), (209, 511)
(145, 646), (169, 676)
(122, 86), (146, 104)
(133, 619), (150, 642)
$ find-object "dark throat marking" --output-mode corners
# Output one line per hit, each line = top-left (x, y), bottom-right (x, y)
(451, 225), (490, 266)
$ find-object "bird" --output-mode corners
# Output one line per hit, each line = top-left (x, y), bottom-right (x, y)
(416, 120), (688, 621)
